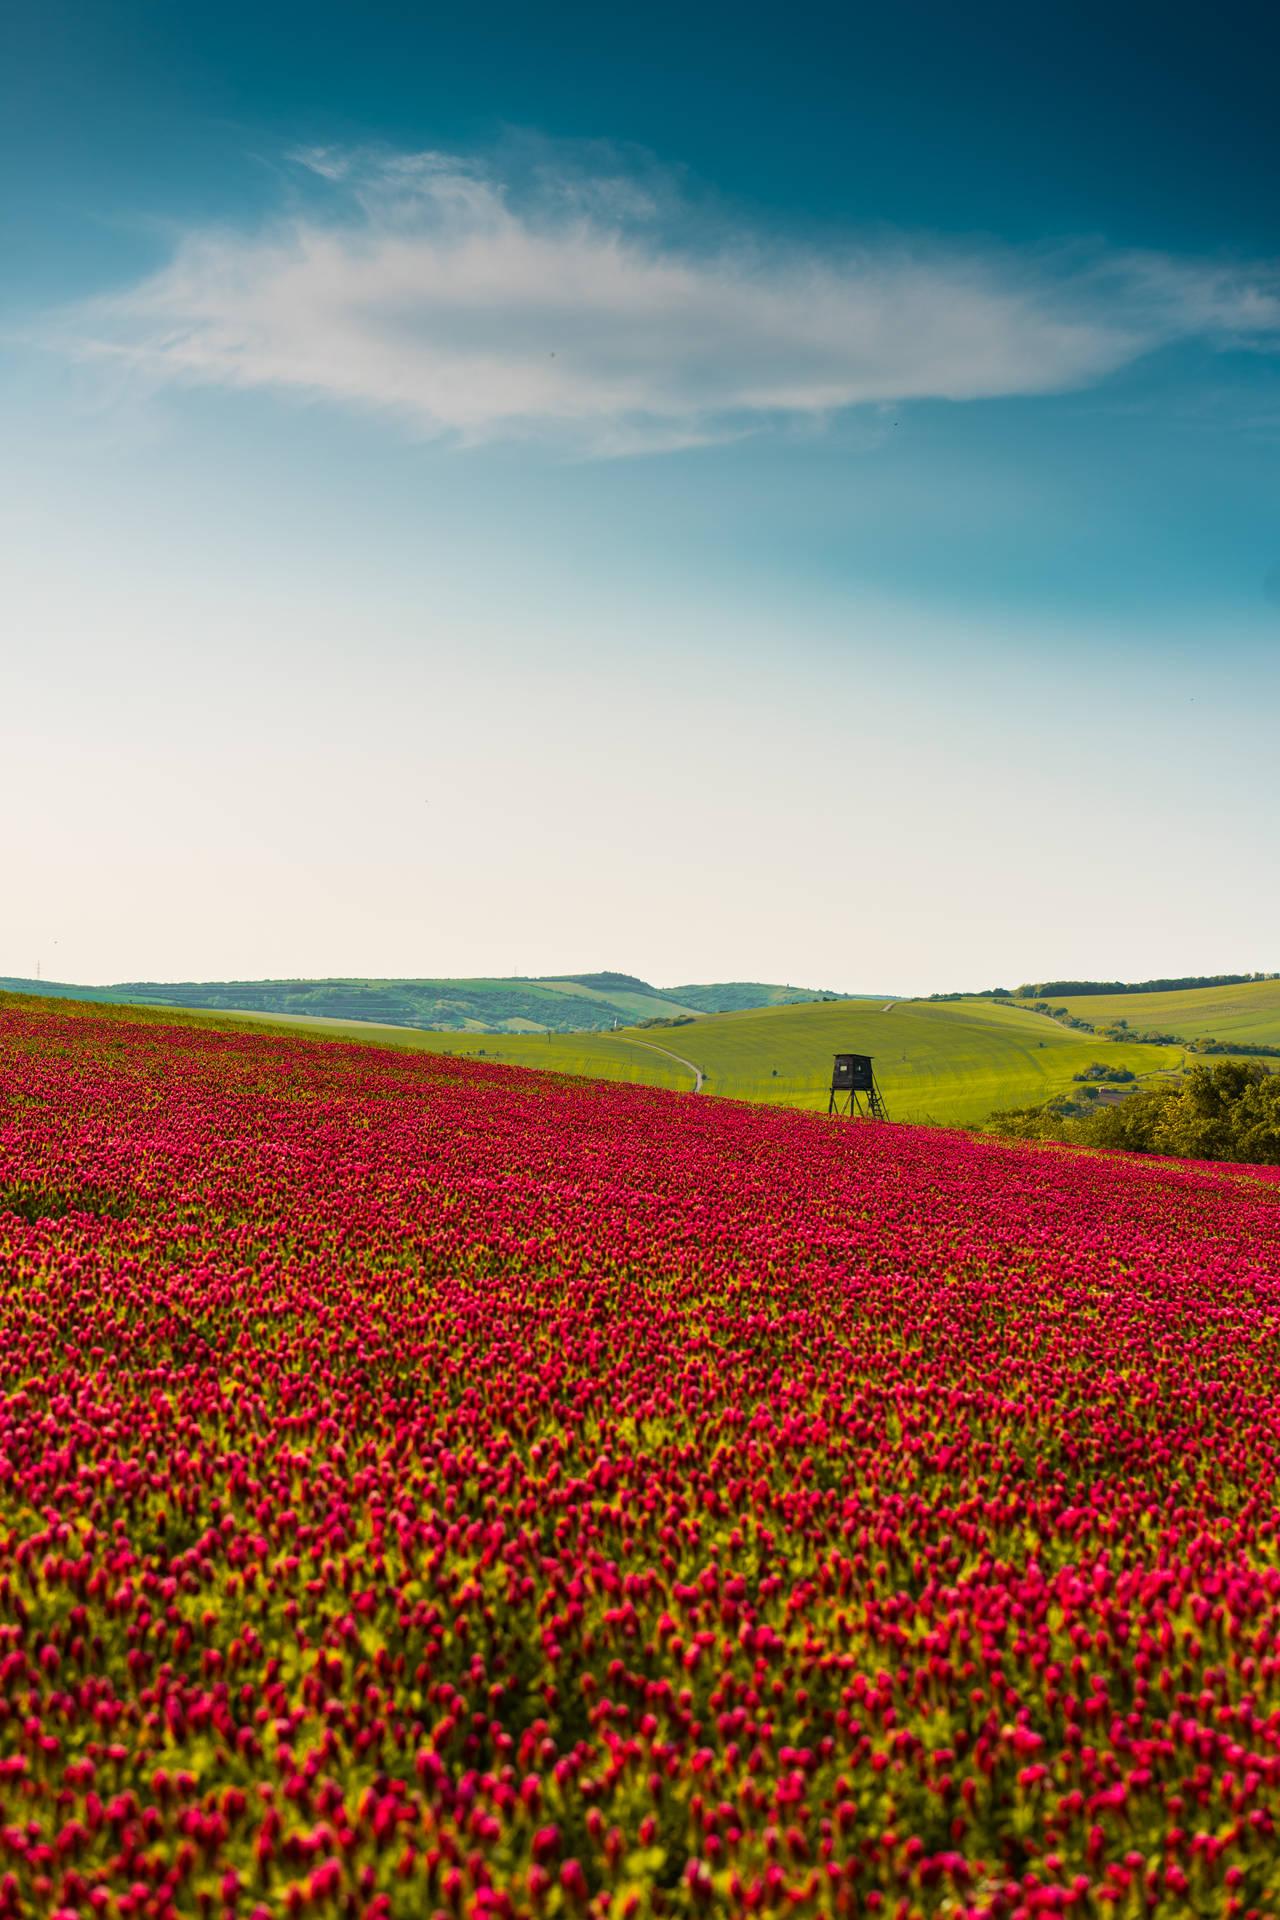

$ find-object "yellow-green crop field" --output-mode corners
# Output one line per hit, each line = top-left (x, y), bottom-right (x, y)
(1044, 977), (1280, 1046)
(12, 991), (1193, 1128)
(590, 997), (1178, 1125)
(15, 982), (1271, 1126)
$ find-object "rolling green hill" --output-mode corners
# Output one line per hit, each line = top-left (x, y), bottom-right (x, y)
(3, 988), (1188, 1129)
(483, 998), (1179, 1126)
(10, 975), (1270, 1127)
(1039, 979), (1280, 1048)
(0, 972), (850, 1034)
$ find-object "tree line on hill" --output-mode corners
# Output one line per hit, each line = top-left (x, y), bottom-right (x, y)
(929, 972), (1277, 1002)
(1007, 972), (1278, 997)
(987, 1060), (1280, 1164)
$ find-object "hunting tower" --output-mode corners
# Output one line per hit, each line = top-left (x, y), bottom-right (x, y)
(828, 1053), (889, 1121)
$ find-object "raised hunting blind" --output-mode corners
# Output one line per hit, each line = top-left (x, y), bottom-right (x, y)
(829, 1052), (889, 1121)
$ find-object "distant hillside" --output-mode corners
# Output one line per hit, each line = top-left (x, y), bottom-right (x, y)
(0, 973), (854, 1034)
(2, 987), (1189, 1129)
(665, 982), (856, 1013)
(1039, 978), (1280, 1051)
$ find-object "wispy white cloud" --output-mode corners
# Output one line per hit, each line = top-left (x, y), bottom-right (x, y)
(58, 148), (1280, 455)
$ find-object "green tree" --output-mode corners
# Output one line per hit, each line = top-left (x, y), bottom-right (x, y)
(987, 1061), (1280, 1165)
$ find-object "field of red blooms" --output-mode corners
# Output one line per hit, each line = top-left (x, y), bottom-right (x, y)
(4, 1000), (1280, 1920)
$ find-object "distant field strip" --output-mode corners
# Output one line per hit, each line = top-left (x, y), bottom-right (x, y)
(1046, 978), (1280, 1046)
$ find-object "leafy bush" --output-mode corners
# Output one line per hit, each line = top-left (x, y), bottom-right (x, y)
(1101, 1024), (1178, 1046)
(989, 1059), (1280, 1163)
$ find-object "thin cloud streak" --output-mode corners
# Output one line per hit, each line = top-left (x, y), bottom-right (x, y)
(60, 149), (1280, 455)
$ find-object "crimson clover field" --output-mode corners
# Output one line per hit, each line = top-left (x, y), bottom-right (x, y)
(4, 1001), (1280, 1920)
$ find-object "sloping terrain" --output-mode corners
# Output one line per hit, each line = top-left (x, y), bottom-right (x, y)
(358, 996), (1178, 1123)
(0, 971), (840, 1033)
(1042, 977), (1280, 1047)
(6, 995), (1280, 1912)
(632, 995), (1178, 1121)
(12, 989), (1181, 1126)
(0, 973), (698, 1032)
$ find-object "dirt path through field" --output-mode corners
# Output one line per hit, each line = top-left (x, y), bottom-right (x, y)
(619, 1036), (704, 1091)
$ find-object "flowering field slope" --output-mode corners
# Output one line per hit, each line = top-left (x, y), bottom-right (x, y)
(3, 1004), (1280, 1920)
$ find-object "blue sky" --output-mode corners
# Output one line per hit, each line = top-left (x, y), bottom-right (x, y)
(3, 0), (1278, 993)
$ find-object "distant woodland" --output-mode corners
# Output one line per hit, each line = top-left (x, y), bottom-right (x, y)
(1008, 973), (1278, 997)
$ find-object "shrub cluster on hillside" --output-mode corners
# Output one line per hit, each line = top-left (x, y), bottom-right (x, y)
(1098, 1017), (1280, 1059)
(1023, 1001), (1094, 1031)
(988, 1059), (1280, 1164)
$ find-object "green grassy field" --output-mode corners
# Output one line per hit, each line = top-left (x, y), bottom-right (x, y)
(1040, 979), (1280, 1047)
(62, 993), (1185, 1127)
(597, 998), (1179, 1125)
(7, 986), (1254, 1127)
